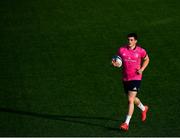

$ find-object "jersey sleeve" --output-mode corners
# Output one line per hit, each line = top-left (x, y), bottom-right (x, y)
(141, 48), (147, 59)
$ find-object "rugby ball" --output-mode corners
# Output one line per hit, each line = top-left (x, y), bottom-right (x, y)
(112, 55), (122, 67)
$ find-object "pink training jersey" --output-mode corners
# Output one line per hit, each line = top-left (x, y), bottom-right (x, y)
(117, 45), (148, 81)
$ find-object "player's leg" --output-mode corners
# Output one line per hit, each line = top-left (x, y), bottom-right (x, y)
(134, 97), (145, 111)
(131, 80), (149, 121)
(127, 91), (137, 117)
(134, 97), (148, 121)
(120, 91), (137, 131)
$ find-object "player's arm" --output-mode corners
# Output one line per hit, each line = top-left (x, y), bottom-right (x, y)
(137, 55), (150, 74)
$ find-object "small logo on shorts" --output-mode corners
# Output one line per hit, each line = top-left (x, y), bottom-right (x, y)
(133, 87), (137, 90)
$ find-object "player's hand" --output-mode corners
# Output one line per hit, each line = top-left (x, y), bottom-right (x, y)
(137, 68), (143, 74)
(112, 60), (120, 67)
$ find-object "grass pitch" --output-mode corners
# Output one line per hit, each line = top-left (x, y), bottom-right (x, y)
(0, 0), (180, 136)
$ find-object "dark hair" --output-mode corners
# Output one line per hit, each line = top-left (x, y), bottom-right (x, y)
(127, 33), (138, 40)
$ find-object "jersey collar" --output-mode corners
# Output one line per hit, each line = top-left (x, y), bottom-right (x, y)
(127, 45), (137, 50)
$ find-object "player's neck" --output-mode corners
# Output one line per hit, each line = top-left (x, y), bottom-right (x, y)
(128, 45), (136, 50)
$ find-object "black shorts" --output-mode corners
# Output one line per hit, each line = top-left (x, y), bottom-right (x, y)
(123, 80), (141, 94)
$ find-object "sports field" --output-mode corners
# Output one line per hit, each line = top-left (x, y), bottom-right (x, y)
(0, 0), (180, 136)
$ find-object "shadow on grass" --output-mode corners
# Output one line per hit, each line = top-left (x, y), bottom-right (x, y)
(0, 107), (121, 131)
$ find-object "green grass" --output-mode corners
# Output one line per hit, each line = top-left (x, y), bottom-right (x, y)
(0, 0), (180, 136)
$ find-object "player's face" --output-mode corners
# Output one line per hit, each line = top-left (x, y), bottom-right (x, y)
(128, 37), (137, 47)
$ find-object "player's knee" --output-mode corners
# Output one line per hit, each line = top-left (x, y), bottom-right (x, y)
(128, 97), (135, 104)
